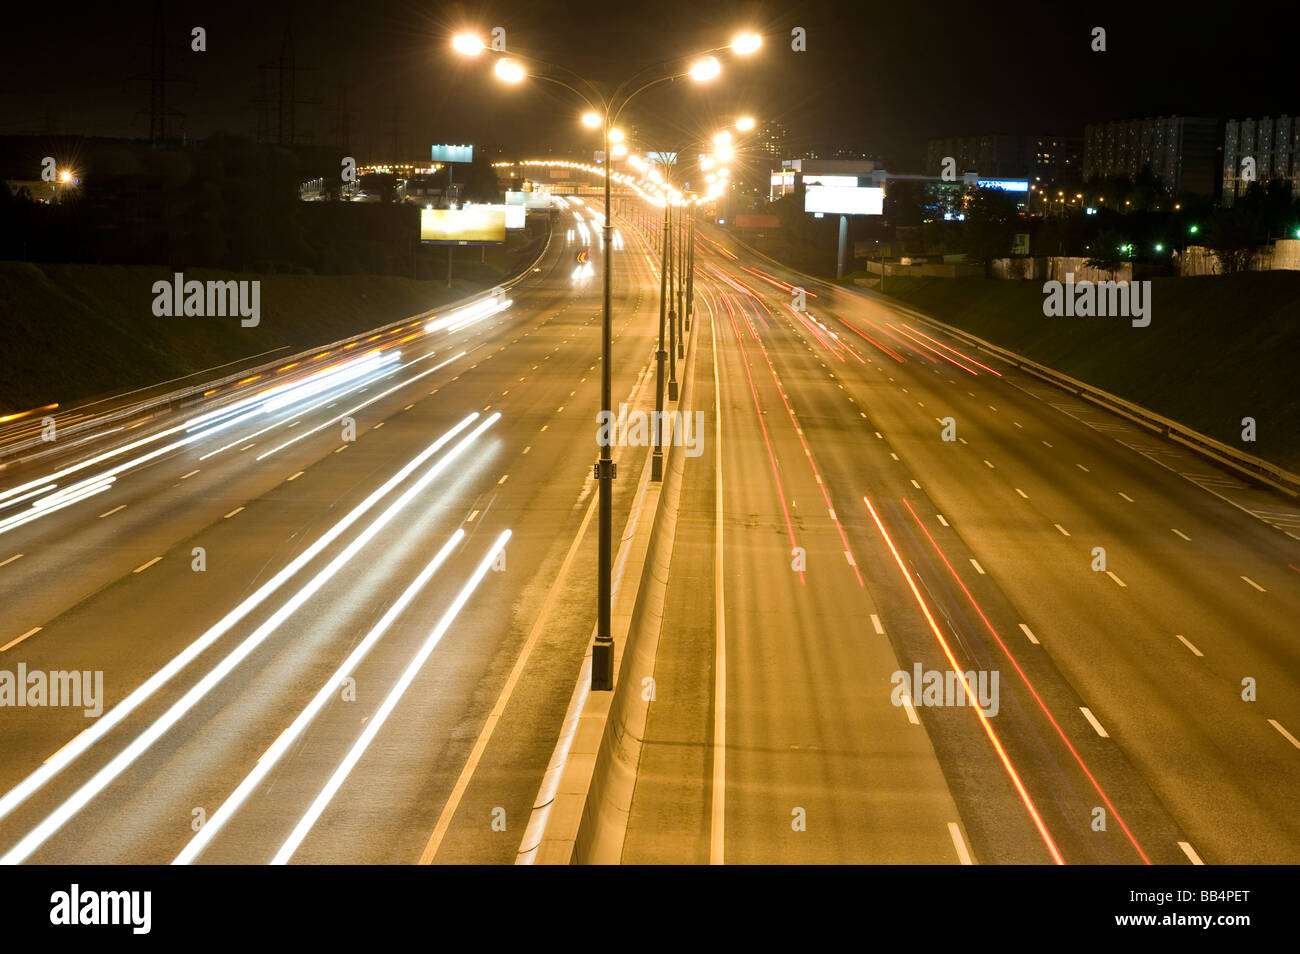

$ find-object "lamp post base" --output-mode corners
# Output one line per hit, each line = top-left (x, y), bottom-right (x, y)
(592, 636), (615, 690)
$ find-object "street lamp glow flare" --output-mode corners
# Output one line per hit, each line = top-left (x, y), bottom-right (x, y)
(689, 56), (721, 81)
(452, 34), (484, 55)
(494, 58), (526, 82)
(732, 33), (762, 55)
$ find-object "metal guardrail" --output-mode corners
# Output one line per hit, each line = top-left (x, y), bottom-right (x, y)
(0, 216), (555, 474)
(716, 226), (1300, 498)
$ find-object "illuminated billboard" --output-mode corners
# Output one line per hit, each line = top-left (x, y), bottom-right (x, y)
(506, 190), (553, 210)
(431, 144), (474, 164)
(803, 175), (859, 188)
(420, 207), (506, 244)
(803, 184), (884, 215)
(978, 179), (1029, 192)
(467, 203), (526, 229)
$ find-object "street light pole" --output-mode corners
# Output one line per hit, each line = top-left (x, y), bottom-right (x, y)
(652, 190), (668, 482)
(592, 114), (616, 690)
(668, 195), (679, 402)
(681, 200), (691, 356)
(685, 202), (695, 331)
(454, 32), (762, 693)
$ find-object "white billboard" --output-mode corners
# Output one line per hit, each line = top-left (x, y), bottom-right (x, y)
(804, 185), (884, 215)
(466, 203), (525, 229)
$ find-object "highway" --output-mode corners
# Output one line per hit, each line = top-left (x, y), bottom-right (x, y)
(622, 218), (1300, 865)
(0, 197), (670, 864)
(2, 189), (1296, 866)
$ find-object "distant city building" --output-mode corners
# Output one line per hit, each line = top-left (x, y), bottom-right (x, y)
(1082, 116), (1220, 196)
(1222, 115), (1300, 207)
(1029, 136), (1082, 189)
(757, 120), (787, 160)
(925, 135), (1034, 181)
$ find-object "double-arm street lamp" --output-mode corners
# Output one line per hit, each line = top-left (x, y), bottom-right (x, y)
(452, 31), (761, 690)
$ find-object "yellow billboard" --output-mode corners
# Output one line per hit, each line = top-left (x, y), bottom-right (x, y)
(420, 207), (507, 244)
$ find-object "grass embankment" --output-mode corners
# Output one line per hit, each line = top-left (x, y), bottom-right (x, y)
(876, 273), (1300, 473)
(0, 234), (541, 412)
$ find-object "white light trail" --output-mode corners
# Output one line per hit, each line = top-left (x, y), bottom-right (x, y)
(0, 415), (499, 865)
(0, 415), (480, 832)
(271, 529), (511, 864)
(172, 529), (467, 864)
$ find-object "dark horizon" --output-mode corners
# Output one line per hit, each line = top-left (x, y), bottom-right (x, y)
(4, 1), (1298, 166)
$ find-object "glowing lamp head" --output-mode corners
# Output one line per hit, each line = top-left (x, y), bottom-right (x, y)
(608, 127), (625, 144)
(731, 33), (762, 55)
(59, 170), (73, 183)
(713, 130), (732, 145)
(689, 56), (721, 82)
(452, 34), (485, 56)
(735, 116), (755, 131)
(494, 58), (525, 83)
(581, 112), (602, 129)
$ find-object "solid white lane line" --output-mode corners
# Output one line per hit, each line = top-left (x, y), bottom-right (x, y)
(936, 514), (948, 527)
(1106, 570), (1127, 588)
(969, 559), (986, 575)
(1241, 576), (1266, 592)
(1174, 633), (1203, 657)
(1118, 492), (1133, 502)
(132, 556), (162, 574)
(900, 695), (920, 725)
(0, 627), (41, 653)
(870, 614), (884, 634)
(287, 471), (304, 481)
(1179, 842), (1204, 865)
(98, 505), (126, 518)
(1054, 524), (1070, 536)
(710, 313), (727, 866)
(1080, 707), (1109, 737)
(0, 554), (22, 567)
(948, 822), (973, 865)
(1171, 528), (1190, 541)
(1269, 719), (1300, 749)
(1018, 623), (1040, 645)
(223, 507), (244, 519)
(180, 470), (200, 480)
(1015, 488), (1028, 499)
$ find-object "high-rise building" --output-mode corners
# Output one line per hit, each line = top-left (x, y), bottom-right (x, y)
(1082, 116), (1220, 196)
(925, 135), (1033, 180)
(1030, 136), (1082, 189)
(757, 120), (787, 160)
(1222, 115), (1300, 207)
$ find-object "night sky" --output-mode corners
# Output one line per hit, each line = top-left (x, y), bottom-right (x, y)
(3, 1), (1296, 166)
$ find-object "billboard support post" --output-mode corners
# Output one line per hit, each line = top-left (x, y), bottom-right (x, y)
(837, 214), (848, 279)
